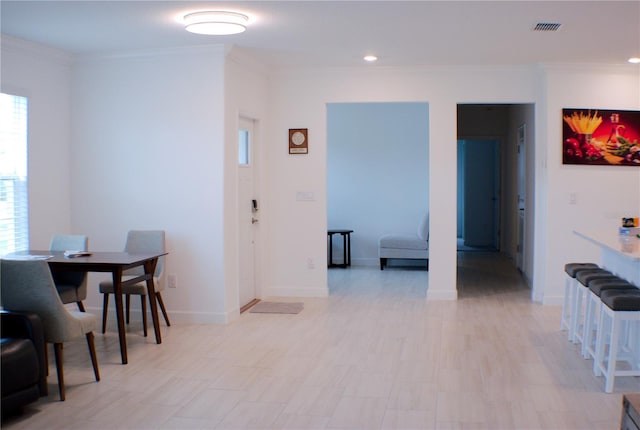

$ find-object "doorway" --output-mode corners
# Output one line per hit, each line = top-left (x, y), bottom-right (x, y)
(456, 103), (534, 295)
(238, 116), (259, 309)
(326, 102), (429, 272)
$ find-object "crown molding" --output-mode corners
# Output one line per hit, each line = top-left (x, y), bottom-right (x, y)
(1, 34), (72, 65)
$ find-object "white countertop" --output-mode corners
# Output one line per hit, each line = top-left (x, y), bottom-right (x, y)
(574, 230), (640, 262)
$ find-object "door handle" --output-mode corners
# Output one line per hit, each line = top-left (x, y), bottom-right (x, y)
(252, 218), (259, 224)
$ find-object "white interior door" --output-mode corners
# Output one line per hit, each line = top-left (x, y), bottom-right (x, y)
(463, 139), (499, 248)
(238, 117), (257, 308)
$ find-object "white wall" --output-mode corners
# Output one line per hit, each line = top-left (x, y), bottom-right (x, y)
(70, 46), (229, 322)
(266, 65), (638, 303)
(540, 65), (640, 304)
(265, 66), (541, 300)
(0, 36), (72, 247)
(327, 102), (429, 265)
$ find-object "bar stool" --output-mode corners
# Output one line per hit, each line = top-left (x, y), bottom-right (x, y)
(581, 277), (636, 359)
(594, 289), (640, 393)
(571, 268), (617, 344)
(562, 263), (599, 338)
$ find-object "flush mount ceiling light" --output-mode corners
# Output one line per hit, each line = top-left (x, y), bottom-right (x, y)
(184, 11), (249, 35)
(628, 57), (640, 64)
(363, 55), (378, 62)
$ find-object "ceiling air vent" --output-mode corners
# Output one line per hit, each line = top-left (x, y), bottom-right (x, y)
(534, 22), (562, 31)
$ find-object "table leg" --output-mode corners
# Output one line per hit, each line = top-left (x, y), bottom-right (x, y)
(346, 233), (351, 266)
(145, 259), (162, 345)
(328, 233), (334, 266)
(342, 233), (347, 267)
(111, 268), (127, 364)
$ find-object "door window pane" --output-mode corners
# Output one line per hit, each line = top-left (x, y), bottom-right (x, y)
(239, 129), (249, 165)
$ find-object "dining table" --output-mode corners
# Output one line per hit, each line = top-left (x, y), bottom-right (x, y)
(6, 250), (167, 364)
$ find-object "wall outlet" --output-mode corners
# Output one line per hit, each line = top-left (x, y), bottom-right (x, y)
(168, 274), (178, 289)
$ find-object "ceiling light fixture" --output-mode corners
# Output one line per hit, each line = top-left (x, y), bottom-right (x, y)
(628, 57), (640, 64)
(184, 11), (249, 35)
(364, 55), (378, 62)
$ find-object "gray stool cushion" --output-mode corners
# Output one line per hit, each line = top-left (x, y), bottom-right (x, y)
(564, 263), (600, 278)
(601, 289), (640, 311)
(589, 278), (636, 296)
(576, 269), (615, 286)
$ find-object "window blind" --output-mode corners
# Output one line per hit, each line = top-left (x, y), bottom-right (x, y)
(0, 93), (29, 255)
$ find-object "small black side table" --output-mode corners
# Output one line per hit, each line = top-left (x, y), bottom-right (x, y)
(327, 229), (353, 268)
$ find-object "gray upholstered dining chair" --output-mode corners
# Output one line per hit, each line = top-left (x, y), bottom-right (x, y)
(50, 234), (89, 311)
(99, 230), (170, 337)
(0, 258), (100, 401)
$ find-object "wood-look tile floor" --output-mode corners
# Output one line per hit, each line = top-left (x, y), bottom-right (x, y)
(3, 252), (637, 429)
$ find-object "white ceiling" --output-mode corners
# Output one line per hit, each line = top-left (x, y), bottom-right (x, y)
(1, 1), (639, 69)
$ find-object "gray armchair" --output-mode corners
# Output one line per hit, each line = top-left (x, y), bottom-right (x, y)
(49, 234), (89, 311)
(99, 230), (170, 337)
(0, 258), (100, 401)
(378, 213), (429, 270)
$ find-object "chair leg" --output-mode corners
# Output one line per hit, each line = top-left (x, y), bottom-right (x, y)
(102, 293), (109, 334)
(426, 259), (429, 271)
(156, 293), (171, 326)
(141, 295), (148, 337)
(86, 332), (100, 382)
(380, 258), (386, 270)
(53, 343), (65, 401)
(77, 301), (86, 312)
(126, 294), (131, 324)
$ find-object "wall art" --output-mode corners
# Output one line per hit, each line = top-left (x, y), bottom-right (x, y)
(289, 128), (308, 154)
(563, 108), (640, 166)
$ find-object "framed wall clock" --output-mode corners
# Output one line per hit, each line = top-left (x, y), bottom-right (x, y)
(289, 128), (308, 154)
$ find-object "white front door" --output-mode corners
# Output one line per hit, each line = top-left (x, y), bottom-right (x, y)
(238, 117), (258, 308)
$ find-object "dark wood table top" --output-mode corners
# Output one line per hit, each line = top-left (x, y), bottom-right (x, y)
(7, 250), (167, 272)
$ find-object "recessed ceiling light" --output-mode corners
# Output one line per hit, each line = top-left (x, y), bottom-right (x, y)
(183, 11), (249, 35)
(364, 55), (378, 62)
(628, 57), (640, 64)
